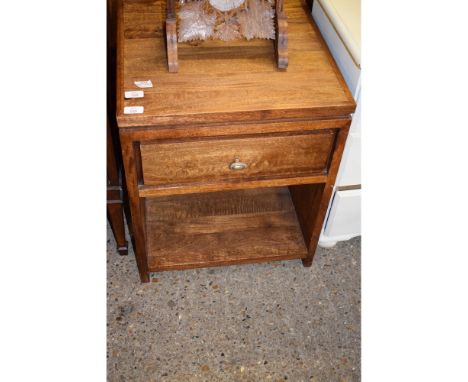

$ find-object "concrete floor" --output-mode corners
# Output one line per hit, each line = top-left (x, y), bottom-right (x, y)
(107, 224), (360, 382)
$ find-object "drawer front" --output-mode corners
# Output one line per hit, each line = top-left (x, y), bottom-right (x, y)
(140, 131), (336, 186)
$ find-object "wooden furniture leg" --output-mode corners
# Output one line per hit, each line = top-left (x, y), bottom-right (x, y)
(119, 134), (151, 282)
(303, 126), (350, 266)
(107, 121), (128, 256)
(166, 0), (178, 73)
(107, 0), (129, 256)
(289, 125), (350, 267)
(107, 201), (128, 255)
(276, 0), (288, 69)
(117, 0), (356, 280)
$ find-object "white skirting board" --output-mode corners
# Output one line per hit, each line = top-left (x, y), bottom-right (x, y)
(319, 188), (361, 247)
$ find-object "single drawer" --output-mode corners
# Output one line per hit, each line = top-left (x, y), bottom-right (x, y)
(140, 130), (336, 186)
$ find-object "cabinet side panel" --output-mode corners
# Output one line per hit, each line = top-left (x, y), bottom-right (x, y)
(289, 183), (326, 246)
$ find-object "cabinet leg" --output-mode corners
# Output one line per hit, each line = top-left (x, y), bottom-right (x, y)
(140, 271), (150, 283)
(120, 134), (151, 283)
(302, 258), (313, 267)
(292, 126), (351, 271)
(107, 203), (128, 256)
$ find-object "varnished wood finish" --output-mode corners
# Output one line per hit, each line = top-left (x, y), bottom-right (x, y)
(107, 120), (128, 256)
(117, 0), (354, 128)
(140, 130), (335, 187)
(165, 0), (178, 72)
(120, 118), (351, 139)
(107, 204), (128, 255)
(146, 187), (307, 271)
(276, 0), (288, 69)
(116, 0), (356, 281)
(289, 183), (325, 247)
(138, 174), (328, 198)
(298, 125), (350, 266)
(119, 133), (150, 282)
(107, 0), (128, 256)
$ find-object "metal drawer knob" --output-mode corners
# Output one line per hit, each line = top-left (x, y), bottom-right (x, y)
(229, 158), (248, 171)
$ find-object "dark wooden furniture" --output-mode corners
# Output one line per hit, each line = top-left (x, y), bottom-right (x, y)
(116, 0), (355, 282)
(107, 0), (128, 255)
(107, 120), (128, 255)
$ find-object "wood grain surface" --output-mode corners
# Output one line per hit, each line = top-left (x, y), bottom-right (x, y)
(276, 0), (288, 69)
(165, 0), (178, 72)
(289, 182), (325, 247)
(107, 119), (128, 256)
(300, 125), (350, 266)
(117, 0), (355, 127)
(140, 130), (336, 186)
(108, 0), (128, 256)
(115, 0), (356, 281)
(119, 132), (151, 282)
(138, 173), (328, 197)
(146, 187), (308, 271)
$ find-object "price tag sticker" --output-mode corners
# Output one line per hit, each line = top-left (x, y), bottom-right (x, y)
(124, 90), (144, 99)
(134, 80), (153, 88)
(123, 106), (144, 114)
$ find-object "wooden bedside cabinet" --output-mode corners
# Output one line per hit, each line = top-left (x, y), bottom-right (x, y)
(116, 0), (355, 282)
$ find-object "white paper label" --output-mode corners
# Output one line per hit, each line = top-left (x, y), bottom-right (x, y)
(134, 80), (153, 88)
(124, 90), (144, 99)
(123, 106), (144, 114)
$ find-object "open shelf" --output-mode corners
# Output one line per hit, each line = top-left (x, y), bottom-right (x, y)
(145, 187), (308, 271)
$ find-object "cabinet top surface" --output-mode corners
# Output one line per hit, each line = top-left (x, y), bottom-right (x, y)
(116, 0), (355, 128)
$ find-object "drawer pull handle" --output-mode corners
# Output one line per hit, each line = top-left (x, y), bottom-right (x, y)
(229, 158), (248, 171)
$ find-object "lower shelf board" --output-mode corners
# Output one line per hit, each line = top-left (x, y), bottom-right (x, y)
(145, 187), (308, 271)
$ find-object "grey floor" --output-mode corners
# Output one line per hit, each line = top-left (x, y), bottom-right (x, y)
(107, 224), (360, 382)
